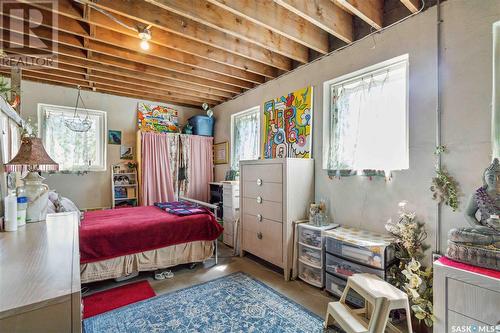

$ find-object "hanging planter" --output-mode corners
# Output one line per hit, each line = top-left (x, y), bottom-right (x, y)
(430, 146), (460, 211)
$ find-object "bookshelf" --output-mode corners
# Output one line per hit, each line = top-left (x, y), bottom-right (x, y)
(111, 163), (138, 208)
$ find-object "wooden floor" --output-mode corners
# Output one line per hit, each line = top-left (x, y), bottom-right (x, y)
(83, 241), (333, 318)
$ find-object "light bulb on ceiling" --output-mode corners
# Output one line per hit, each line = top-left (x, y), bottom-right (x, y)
(140, 39), (150, 50)
(138, 26), (152, 51)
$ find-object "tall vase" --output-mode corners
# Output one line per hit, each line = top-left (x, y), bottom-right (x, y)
(20, 171), (49, 223)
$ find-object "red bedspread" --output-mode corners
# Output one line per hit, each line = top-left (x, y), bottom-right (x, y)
(79, 206), (223, 264)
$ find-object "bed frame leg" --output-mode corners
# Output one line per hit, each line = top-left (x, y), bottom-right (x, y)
(214, 239), (218, 265)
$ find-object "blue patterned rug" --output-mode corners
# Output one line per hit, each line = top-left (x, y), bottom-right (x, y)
(83, 272), (333, 332)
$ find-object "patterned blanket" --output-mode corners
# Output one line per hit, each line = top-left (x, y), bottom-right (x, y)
(155, 201), (209, 216)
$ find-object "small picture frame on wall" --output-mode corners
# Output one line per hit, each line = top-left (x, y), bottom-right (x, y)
(108, 130), (122, 145)
(214, 141), (229, 165)
(120, 146), (133, 160)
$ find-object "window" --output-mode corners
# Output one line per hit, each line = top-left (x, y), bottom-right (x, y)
(0, 112), (20, 163)
(38, 104), (107, 172)
(323, 55), (409, 174)
(231, 106), (260, 170)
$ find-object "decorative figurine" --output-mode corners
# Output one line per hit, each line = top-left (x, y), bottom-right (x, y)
(446, 158), (500, 270)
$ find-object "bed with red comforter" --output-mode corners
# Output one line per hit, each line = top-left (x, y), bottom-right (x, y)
(79, 206), (223, 282)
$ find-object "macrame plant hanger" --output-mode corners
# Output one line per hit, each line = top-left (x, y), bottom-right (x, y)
(65, 85), (91, 133)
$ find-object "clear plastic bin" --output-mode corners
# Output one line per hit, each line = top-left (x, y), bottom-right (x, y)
(298, 243), (322, 267)
(299, 227), (322, 248)
(325, 237), (394, 269)
(325, 272), (365, 308)
(298, 261), (323, 287)
(325, 253), (385, 279)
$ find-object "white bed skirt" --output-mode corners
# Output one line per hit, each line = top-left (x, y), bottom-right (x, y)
(80, 240), (214, 283)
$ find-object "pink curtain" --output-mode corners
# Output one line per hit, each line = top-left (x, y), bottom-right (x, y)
(140, 132), (177, 206)
(186, 135), (213, 202)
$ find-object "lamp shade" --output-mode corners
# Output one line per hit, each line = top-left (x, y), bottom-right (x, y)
(5, 137), (59, 172)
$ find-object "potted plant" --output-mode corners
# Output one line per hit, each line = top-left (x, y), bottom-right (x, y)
(385, 202), (435, 332)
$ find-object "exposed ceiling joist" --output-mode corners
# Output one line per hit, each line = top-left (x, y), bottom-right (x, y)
(333, 0), (383, 30)
(400, 0), (421, 13)
(206, 0), (330, 54)
(274, 0), (353, 44)
(143, 0), (310, 63)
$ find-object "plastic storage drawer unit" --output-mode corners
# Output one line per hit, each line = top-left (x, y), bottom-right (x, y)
(188, 115), (215, 137)
(324, 227), (395, 269)
(298, 261), (323, 287)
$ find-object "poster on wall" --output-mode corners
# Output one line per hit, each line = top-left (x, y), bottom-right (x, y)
(137, 103), (179, 133)
(262, 86), (313, 159)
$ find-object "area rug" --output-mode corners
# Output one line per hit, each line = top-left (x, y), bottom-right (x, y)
(83, 272), (333, 332)
(83, 280), (156, 319)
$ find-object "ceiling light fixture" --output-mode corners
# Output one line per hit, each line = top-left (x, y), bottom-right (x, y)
(138, 27), (152, 51)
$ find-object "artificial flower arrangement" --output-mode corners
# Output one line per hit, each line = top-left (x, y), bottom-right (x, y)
(385, 202), (435, 328)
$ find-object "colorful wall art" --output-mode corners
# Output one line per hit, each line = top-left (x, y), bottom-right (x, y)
(262, 86), (313, 159)
(137, 103), (179, 133)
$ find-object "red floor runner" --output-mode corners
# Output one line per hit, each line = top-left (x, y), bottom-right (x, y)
(83, 280), (156, 319)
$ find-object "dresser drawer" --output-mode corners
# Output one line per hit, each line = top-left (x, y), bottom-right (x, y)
(447, 278), (500, 325)
(242, 197), (282, 222)
(241, 163), (282, 183)
(242, 181), (282, 202)
(242, 215), (283, 267)
(222, 193), (239, 208)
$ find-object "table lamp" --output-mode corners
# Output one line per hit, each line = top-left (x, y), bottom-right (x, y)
(5, 136), (59, 222)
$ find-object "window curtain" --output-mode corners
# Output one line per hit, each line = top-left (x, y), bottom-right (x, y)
(185, 135), (213, 202)
(327, 64), (407, 174)
(178, 134), (191, 196)
(232, 110), (259, 170)
(43, 110), (99, 171)
(140, 132), (178, 205)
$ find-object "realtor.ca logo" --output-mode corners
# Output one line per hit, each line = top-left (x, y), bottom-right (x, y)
(0, 0), (58, 68)
(451, 324), (500, 333)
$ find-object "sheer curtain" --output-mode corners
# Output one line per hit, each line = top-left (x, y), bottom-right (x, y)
(327, 61), (408, 173)
(140, 132), (177, 205)
(232, 108), (260, 170)
(185, 135), (213, 202)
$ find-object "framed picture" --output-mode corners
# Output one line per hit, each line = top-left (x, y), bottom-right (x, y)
(214, 141), (229, 165)
(120, 145), (133, 160)
(108, 130), (122, 145)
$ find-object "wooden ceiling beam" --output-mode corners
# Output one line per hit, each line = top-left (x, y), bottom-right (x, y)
(15, 63), (223, 104)
(24, 0), (292, 72)
(143, 0), (309, 63)
(333, 0), (383, 30)
(206, 0), (329, 54)
(3, 11), (263, 87)
(0, 69), (207, 107)
(275, 0), (353, 43)
(400, 0), (421, 13)
(0, 26), (245, 94)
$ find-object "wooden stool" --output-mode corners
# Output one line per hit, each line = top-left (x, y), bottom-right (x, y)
(324, 273), (412, 333)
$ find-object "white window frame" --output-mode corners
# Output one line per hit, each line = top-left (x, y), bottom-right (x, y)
(37, 103), (108, 172)
(322, 54), (410, 171)
(230, 106), (260, 169)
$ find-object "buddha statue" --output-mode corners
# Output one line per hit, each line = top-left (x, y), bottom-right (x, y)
(446, 158), (500, 270)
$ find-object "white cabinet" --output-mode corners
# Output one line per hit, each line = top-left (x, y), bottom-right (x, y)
(239, 158), (314, 280)
(433, 259), (500, 333)
(222, 181), (239, 247)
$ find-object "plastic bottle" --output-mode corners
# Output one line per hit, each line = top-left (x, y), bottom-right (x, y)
(4, 191), (18, 232)
(17, 196), (28, 227)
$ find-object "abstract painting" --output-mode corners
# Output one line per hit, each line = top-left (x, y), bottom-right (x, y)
(137, 103), (179, 133)
(262, 86), (313, 159)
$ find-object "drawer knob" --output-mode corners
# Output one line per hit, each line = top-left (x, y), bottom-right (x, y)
(257, 214), (262, 222)
(256, 178), (262, 186)
(256, 196), (262, 204)
(257, 232), (263, 239)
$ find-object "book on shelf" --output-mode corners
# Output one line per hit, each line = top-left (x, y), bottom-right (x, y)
(126, 187), (136, 199)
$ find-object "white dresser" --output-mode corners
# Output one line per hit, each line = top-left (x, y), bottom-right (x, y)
(433, 259), (500, 333)
(0, 212), (82, 332)
(222, 181), (239, 247)
(239, 158), (314, 280)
